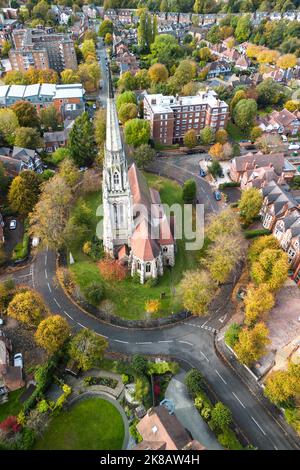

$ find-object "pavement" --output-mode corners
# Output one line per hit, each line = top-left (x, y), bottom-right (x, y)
(165, 371), (223, 450)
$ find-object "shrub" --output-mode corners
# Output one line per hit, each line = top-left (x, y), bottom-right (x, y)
(82, 281), (104, 305)
(218, 182), (240, 189)
(12, 233), (29, 261)
(98, 257), (127, 281)
(37, 399), (49, 413)
(146, 277), (159, 287)
(217, 428), (243, 450)
(185, 369), (203, 396)
(144, 299), (161, 314)
(132, 272), (141, 284)
(134, 376), (150, 404)
(225, 323), (241, 348)
(210, 402), (232, 432)
(0, 416), (21, 434)
(132, 354), (148, 375)
(121, 374), (129, 384)
(147, 361), (179, 376)
(129, 419), (143, 443)
(244, 229), (272, 239)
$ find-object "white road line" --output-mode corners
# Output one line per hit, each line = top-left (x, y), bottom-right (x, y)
(251, 416), (266, 436)
(63, 310), (73, 320)
(215, 370), (227, 385)
(136, 342), (152, 345)
(200, 351), (209, 362)
(201, 320), (208, 327)
(44, 255), (47, 266)
(158, 340), (173, 343)
(54, 298), (61, 308)
(17, 273), (32, 278)
(95, 332), (108, 338)
(232, 392), (246, 409)
(45, 269), (48, 279)
(114, 339), (129, 344)
(47, 282), (52, 293)
(178, 340), (193, 346)
(77, 322), (87, 329)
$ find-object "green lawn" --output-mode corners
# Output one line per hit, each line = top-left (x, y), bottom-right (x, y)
(68, 173), (203, 320)
(34, 397), (124, 450)
(0, 388), (24, 422)
(226, 121), (249, 142)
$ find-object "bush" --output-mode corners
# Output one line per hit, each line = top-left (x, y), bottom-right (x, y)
(98, 257), (127, 281)
(210, 402), (232, 433)
(12, 233), (29, 261)
(217, 428), (243, 450)
(134, 376), (150, 404)
(129, 419), (143, 443)
(132, 354), (148, 375)
(218, 182), (240, 189)
(244, 229), (272, 239)
(225, 323), (241, 348)
(185, 369), (203, 396)
(121, 374), (129, 384)
(147, 361), (179, 376)
(82, 281), (104, 305)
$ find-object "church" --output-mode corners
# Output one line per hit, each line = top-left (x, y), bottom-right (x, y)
(102, 67), (176, 284)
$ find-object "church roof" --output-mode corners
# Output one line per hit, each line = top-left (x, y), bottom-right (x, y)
(131, 219), (161, 261)
(128, 163), (152, 210)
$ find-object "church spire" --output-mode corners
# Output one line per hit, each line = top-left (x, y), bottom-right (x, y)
(105, 62), (123, 153)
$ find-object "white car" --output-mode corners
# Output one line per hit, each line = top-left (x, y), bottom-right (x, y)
(0, 318), (4, 326)
(9, 219), (17, 230)
(289, 143), (300, 150)
(14, 353), (23, 369)
(281, 135), (288, 142)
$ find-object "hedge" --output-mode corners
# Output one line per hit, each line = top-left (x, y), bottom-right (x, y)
(218, 182), (240, 189)
(12, 233), (29, 261)
(244, 229), (272, 239)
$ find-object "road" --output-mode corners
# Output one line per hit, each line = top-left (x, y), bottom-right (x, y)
(2, 248), (298, 451)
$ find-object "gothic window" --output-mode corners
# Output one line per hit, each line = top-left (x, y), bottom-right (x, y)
(137, 261), (141, 270)
(163, 246), (168, 253)
(114, 171), (120, 186)
(146, 263), (151, 273)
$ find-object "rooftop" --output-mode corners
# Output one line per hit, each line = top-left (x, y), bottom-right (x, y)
(144, 90), (227, 114)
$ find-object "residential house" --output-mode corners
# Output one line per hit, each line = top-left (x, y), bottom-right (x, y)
(230, 151), (287, 185)
(220, 48), (240, 63)
(43, 119), (74, 152)
(0, 331), (24, 397)
(134, 406), (205, 451)
(207, 60), (231, 79)
(260, 181), (300, 231)
(235, 55), (251, 70)
(258, 109), (300, 136)
(0, 146), (43, 176)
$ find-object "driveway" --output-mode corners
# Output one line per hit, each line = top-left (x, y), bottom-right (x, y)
(3, 216), (24, 259)
(165, 370), (223, 450)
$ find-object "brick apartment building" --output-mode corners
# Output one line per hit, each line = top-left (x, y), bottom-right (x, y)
(9, 28), (77, 73)
(143, 90), (229, 145)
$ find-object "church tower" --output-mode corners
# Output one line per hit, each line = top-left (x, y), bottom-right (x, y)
(102, 65), (132, 257)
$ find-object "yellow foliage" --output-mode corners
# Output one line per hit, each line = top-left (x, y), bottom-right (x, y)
(145, 299), (161, 314)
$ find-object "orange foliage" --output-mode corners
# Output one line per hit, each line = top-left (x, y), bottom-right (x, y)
(98, 257), (127, 281)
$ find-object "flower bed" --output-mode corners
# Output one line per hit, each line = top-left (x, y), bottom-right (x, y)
(83, 376), (118, 389)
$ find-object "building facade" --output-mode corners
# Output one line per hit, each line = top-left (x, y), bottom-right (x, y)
(144, 90), (229, 145)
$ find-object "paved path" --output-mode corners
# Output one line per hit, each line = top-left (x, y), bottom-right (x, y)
(165, 371), (223, 450)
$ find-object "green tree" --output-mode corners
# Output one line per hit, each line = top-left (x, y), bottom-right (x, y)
(68, 112), (96, 167)
(225, 323), (241, 348)
(14, 127), (43, 149)
(234, 322), (270, 366)
(238, 187), (262, 223)
(185, 369), (203, 396)
(7, 290), (48, 327)
(0, 108), (19, 144)
(230, 90), (247, 113)
(35, 315), (70, 354)
(82, 281), (104, 306)
(210, 403), (232, 432)
(184, 129), (198, 149)
(99, 19), (113, 38)
(39, 105), (60, 131)
(200, 126), (215, 145)
(11, 101), (40, 128)
(150, 34), (183, 70)
(135, 69), (151, 90)
(32, 0), (49, 20)
(256, 78), (287, 107)
(118, 103), (138, 124)
(94, 108), (106, 147)
(124, 118), (150, 147)
(182, 179), (197, 203)
(233, 99), (257, 130)
(174, 60), (197, 87)
(68, 329), (108, 371)
(235, 14), (252, 42)
(207, 159), (223, 178)
(132, 354), (148, 374)
(118, 71), (137, 91)
(8, 170), (41, 216)
(51, 147), (71, 166)
(148, 63), (169, 84)
(116, 91), (137, 111)
(132, 144), (156, 169)
(179, 270), (215, 316)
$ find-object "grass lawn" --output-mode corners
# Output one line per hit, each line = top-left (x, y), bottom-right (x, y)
(0, 388), (24, 422)
(226, 121), (249, 142)
(34, 397), (124, 450)
(68, 174), (204, 320)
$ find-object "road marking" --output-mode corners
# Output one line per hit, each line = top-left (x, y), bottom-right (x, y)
(114, 339), (129, 344)
(95, 332), (108, 338)
(200, 350), (209, 362)
(45, 254), (47, 266)
(77, 322), (87, 329)
(17, 273), (32, 278)
(158, 340), (173, 343)
(54, 298), (61, 308)
(232, 392), (245, 409)
(63, 310), (73, 320)
(136, 342), (152, 345)
(178, 340), (193, 346)
(219, 314), (227, 323)
(201, 320), (208, 328)
(273, 444), (278, 450)
(47, 282), (52, 293)
(215, 370), (227, 385)
(251, 416), (266, 436)
(204, 326), (208, 330)
(45, 269), (48, 279)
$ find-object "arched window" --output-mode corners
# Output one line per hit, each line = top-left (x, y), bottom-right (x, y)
(137, 261), (141, 270)
(146, 263), (151, 273)
(163, 246), (168, 253)
(114, 171), (120, 186)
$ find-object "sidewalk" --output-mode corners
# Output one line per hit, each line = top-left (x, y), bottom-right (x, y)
(215, 334), (300, 447)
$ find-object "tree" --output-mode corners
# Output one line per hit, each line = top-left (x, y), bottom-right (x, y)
(4, 70), (26, 85)
(99, 19), (113, 38)
(257, 49), (280, 65)
(132, 144), (155, 169)
(58, 158), (81, 188)
(233, 99), (257, 130)
(81, 39), (97, 61)
(215, 129), (228, 144)
(118, 103), (138, 124)
(174, 60), (197, 87)
(235, 14), (252, 43)
(179, 270), (215, 316)
(0, 108), (19, 144)
(68, 329), (108, 371)
(135, 69), (151, 90)
(251, 248), (289, 291)
(116, 91), (137, 111)
(29, 174), (73, 249)
(248, 235), (279, 263)
(32, 0), (49, 20)
(98, 257), (127, 281)
(200, 126), (215, 145)
(238, 187), (262, 224)
(225, 323), (241, 348)
(78, 62), (101, 93)
(207, 207), (241, 241)
(182, 179), (197, 203)
(150, 34), (183, 70)
(8, 170), (41, 216)
(209, 142), (224, 160)
(83, 281), (104, 306)
(256, 78), (287, 107)
(181, 81), (200, 96)
(104, 32), (112, 45)
(256, 133), (285, 154)
(124, 118), (150, 147)
(132, 354), (148, 374)
(250, 126), (263, 141)
(1, 40), (11, 58)
(61, 68), (80, 84)
(0, 416), (21, 435)
(244, 284), (275, 326)
(68, 112), (96, 167)
(39, 105), (60, 131)
(14, 127), (43, 149)
(148, 63), (169, 84)
(7, 290), (48, 327)
(230, 90), (247, 113)
(185, 369), (203, 396)
(276, 53), (297, 70)
(35, 315), (70, 354)
(234, 322), (270, 366)
(183, 129), (198, 149)
(198, 46), (211, 62)
(145, 299), (161, 314)
(210, 403), (232, 432)
(222, 142), (233, 160)
(94, 108), (106, 147)
(118, 71), (137, 91)
(207, 159), (223, 178)
(264, 362), (300, 405)
(284, 100), (299, 112)
(205, 234), (243, 284)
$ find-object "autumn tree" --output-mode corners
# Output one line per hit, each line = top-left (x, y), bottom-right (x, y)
(118, 103), (138, 124)
(132, 144), (155, 169)
(248, 235), (279, 263)
(179, 270), (215, 316)
(35, 315), (70, 354)
(200, 126), (215, 145)
(68, 112), (96, 167)
(234, 322), (270, 366)
(205, 234), (243, 284)
(99, 19), (113, 38)
(209, 142), (224, 160)
(0, 108), (19, 144)
(276, 53), (297, 70)
(238, 188), (263, 224)
(181, 81), (200, 96)
(264, 362), (300, 405)
(230, 90), (247, 113)
(250, 126), (263, 141)
(58, 158), (81, 189)
(215, 129), (228, 144)
(207, 207), (242, 241)
(124, 118), (150, 147)
(39, 105), (60, 131)
(118, 71), (137, 91)
(284, 100), (299, 112)
(7, 290), (48, 327)
(251, 248), (289, 291)
(14, 127), (43, 149)
(68, 329), (108, 371)
(244, 284), (275, 326)
(78, 62), (101, 93)
(235, 14), (252, 43)
(184, 129), (198, 149)
(145, 299), (161, 314)
(174, 60), (197, 87)
(61, 68), (80, 84)
(148, 63), (169, 84)
(257, 49), (280, 65)
(99, 257), (127, 281)
(8, 170), (41, 216)
(81, 39), (97, 61)
(135, 69), (151, 90)
(4, 70), (26, 85)
(11, 101), (40, 128)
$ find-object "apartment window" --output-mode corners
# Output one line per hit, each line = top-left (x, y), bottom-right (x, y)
(195, 106), (200, 111)
(194, 118), (199, 123)
(212, 109), (218, 114)
(182, 113), (187, 118)
(201, 105), (206, 110)
(195, 112), (200, 117)
(189, 106), (194, 111)
(222, 108), (227, 112)
(183, 107), (188, 111)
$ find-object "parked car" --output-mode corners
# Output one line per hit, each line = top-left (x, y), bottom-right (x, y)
(0, 318), (4, 326)
(199, 168), (206, 177)
(213, 190), (222, 201)
(14, 353), (23, 369)
(9, 219), (17, 230)
(289, 143), (300, 150)
(92, 104), (97, 109)
(281, 135), (288, 142)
